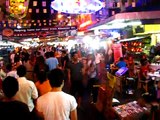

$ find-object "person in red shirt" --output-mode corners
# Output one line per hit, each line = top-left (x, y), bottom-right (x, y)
(127, 56), (135, 77)
(140, 61), (150, 81)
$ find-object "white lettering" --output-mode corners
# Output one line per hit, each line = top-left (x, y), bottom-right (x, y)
(58, 27), (70, 30)
(27, 29), (35, 32)
(36, 29), (40, 31)
(14, 29), (26, 32)
(41, 28), (49, 31)
(50, 28), (57, 30)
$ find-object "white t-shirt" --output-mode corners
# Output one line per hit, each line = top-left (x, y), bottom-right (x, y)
(14, 77), (38, 111)
(7, 70), (18, 79)
(37, 91), (77, 120)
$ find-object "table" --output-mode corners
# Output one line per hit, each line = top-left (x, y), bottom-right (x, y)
(113, 101), (149, 120)
(147, 72), (160, 78)
(147, 72), (160, 83)
(150, 64), (160, 71)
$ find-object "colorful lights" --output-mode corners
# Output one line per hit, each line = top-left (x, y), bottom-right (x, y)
(79, 20), (92, 28)
(51, 0), (103, 14)
(57, 14), (63, 19)
(122, 41), (142, 53)
(7, 0), (29, 19)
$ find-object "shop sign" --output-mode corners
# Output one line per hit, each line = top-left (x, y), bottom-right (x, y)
(112, 43), (123, 62)
(13, 26), (77, 33)
(1, 26), (77, 37)
(2, 28), (14, 37)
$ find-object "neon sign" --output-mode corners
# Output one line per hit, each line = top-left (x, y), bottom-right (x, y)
(51, 0), (103, 14)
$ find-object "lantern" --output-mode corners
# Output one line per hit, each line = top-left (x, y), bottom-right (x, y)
(8, 0), (30, 19)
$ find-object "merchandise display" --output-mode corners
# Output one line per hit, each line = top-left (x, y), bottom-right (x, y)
(113, 101), (148, 119)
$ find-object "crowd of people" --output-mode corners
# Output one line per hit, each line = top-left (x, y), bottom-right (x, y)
(0, 44), (107, 120)
(1, 43), (160, 119)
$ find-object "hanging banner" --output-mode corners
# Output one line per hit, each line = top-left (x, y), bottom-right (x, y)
(1, 26), (77, 37)
(13, 26), (77, 32)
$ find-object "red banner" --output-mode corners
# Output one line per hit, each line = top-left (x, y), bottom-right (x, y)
(112, 43), (123, 62)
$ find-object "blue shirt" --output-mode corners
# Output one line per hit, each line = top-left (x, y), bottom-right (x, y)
(46, 57), (59, 71)
(116, 61), (127, 68)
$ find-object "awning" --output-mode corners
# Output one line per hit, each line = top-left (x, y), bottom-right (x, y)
(119, 36), (147, 42)
(87, 10), (160, 30)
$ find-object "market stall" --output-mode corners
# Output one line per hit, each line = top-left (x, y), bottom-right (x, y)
(113, 101), (149, 120)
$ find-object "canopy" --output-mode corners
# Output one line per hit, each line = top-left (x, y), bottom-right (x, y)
(119, 36), (147, 42)
(87, 10), (160, 30)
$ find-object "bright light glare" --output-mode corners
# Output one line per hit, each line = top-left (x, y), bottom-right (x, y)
(99, 41), (106, 48)
(31, 42), (39, 47)
(20, 42), (30, 46)
(17, 24), (21, 29)
(51, 0), (103, 14)
(92, 42), (99, 50)
(108, 23), (127, 29)
(19, 4), (24, 10)
(94, 29), (100, 35)
(82, 36), (92, 45)
(90, 20), (142, 30)
(80, 21), (92, 28)
(110, 31), (120, 38)
(91, 37), (100, 50)
(57, 14), (63, 19)
(108, 19), (125, 24)
(67, 40), (77, 51)
(127, 21), (142, 26)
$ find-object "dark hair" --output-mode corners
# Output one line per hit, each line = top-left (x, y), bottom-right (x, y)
(37, 70), (47, 84)
(120, 57), (124, 61)
(6, 63), (12, 71)
(17, 65), (26, 77)
(36, 56), (45, 64)
(48, 68), (64, 87)
(49, 51), (54, 57)
(45, 52), (50, 59)
(62, 50), (66, 54)
(142, 60), (148, 66)
(71, 51), (78, 58)
(2, 76), (19, 98)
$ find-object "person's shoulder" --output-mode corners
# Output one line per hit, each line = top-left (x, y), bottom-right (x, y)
(62, 92), (76, 99)
(38, 92), (50, 100)
(3, 100), (29, 111)
(46, 57), (52, 61)
(35, 81), (40, 87)
(26, 79), (34, 83)
(12, 100), (29, 107)
(26, 79), (36, 87)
